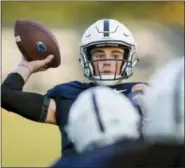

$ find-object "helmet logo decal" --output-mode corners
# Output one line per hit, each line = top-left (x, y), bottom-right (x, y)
(86, 34), (91, 38)
(123, 33), (129, 37)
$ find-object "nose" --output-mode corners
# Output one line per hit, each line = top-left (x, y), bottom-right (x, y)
(102, 54), (112, 66)
(103, 60), (111, 67)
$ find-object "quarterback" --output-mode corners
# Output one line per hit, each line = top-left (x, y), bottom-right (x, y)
(2, 19), (147, 156)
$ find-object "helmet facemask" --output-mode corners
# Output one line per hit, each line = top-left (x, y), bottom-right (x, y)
(80, 43), (138, 86)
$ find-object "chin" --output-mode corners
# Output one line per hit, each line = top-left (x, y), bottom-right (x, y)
(93, 75), (123, 86)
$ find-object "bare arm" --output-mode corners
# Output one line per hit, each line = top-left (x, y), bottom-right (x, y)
(45, 99), (57, 124)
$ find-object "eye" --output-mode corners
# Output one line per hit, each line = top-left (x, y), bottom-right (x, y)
(113, 55), (121, 59)
(96, 55), (104, 59)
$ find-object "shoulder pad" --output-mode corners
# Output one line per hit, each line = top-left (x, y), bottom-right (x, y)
(45, 81), (92, 99)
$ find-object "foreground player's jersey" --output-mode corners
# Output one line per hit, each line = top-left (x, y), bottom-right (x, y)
(52, 141), (184, 168)
(51, 139), (143, 168)
(45, 81), (145, 156)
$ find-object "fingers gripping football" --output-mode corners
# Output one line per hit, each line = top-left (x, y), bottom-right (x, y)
(14, 19), (61, 69)
(19, 55), (54, 73)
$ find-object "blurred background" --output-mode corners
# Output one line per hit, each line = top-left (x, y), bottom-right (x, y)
(1, 1), (184, 167)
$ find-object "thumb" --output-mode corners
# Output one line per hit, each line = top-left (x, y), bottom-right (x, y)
(38, 55), (54, 66)
(44, 55), (54, 64)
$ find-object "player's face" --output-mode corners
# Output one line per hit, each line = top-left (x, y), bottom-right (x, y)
(91, 47), (124, 76)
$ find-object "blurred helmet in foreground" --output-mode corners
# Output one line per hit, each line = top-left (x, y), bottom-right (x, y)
(143, 57), (184, 144)
(65, 87), (140, 153)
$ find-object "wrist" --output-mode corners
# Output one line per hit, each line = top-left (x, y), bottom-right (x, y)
(18, 64), (33, 73)
(12, 64), (33, 82)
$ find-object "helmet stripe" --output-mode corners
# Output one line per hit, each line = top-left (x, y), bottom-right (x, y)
(103, 19), (109, 37)
(173, 64), (184, 135)
(92, 91), (105, 132)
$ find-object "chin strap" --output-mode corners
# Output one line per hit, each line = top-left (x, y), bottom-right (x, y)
(93, 75), (122, 86)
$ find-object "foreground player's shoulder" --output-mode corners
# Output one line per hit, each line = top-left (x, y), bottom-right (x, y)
(45, 81), (92, 98)
(123, 81), (148, 88)
(52, 141), (130, 167)
(114, 81), (147, 92)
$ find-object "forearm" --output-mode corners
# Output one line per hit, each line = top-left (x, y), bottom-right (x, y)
(2, 72), (25, 90)
(2, 88), (49, 122)
(1, 72), (45, 121)
(1, 72), (56, 123)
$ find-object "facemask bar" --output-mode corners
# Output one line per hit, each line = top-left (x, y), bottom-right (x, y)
(85, 59), (131, 81)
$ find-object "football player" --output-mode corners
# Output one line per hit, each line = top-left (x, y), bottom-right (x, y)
(52, 86), (143, 167)
(141, 56), (184, 167)
(2, 19), (148, 156)
(104, 57), (184, 168)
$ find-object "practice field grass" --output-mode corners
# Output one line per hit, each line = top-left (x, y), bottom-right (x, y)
(2, 109), (61, 167)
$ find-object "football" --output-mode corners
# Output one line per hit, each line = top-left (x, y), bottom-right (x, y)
(14, 19), (61, 68)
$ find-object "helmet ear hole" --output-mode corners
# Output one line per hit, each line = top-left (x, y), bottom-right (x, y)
(83, 62), (94, 78)
(86, 46), (96, 61)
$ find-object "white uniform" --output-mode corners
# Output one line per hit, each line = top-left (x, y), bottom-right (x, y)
(143, 57), (184, 144)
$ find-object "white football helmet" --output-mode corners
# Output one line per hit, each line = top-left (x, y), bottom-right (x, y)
(79, 19), (138, 86)
(65, 87), (140, 153)
(143, 57), (184, 144)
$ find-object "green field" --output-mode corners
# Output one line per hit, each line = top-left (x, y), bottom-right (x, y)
(2, 109), (61, 167)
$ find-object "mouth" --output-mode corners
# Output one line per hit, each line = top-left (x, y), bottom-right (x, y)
(101, 70), (114, 75)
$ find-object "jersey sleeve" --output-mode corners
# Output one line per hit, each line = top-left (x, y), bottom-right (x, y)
(44, 81), (89, 126)
(44, 85), (65, 125)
